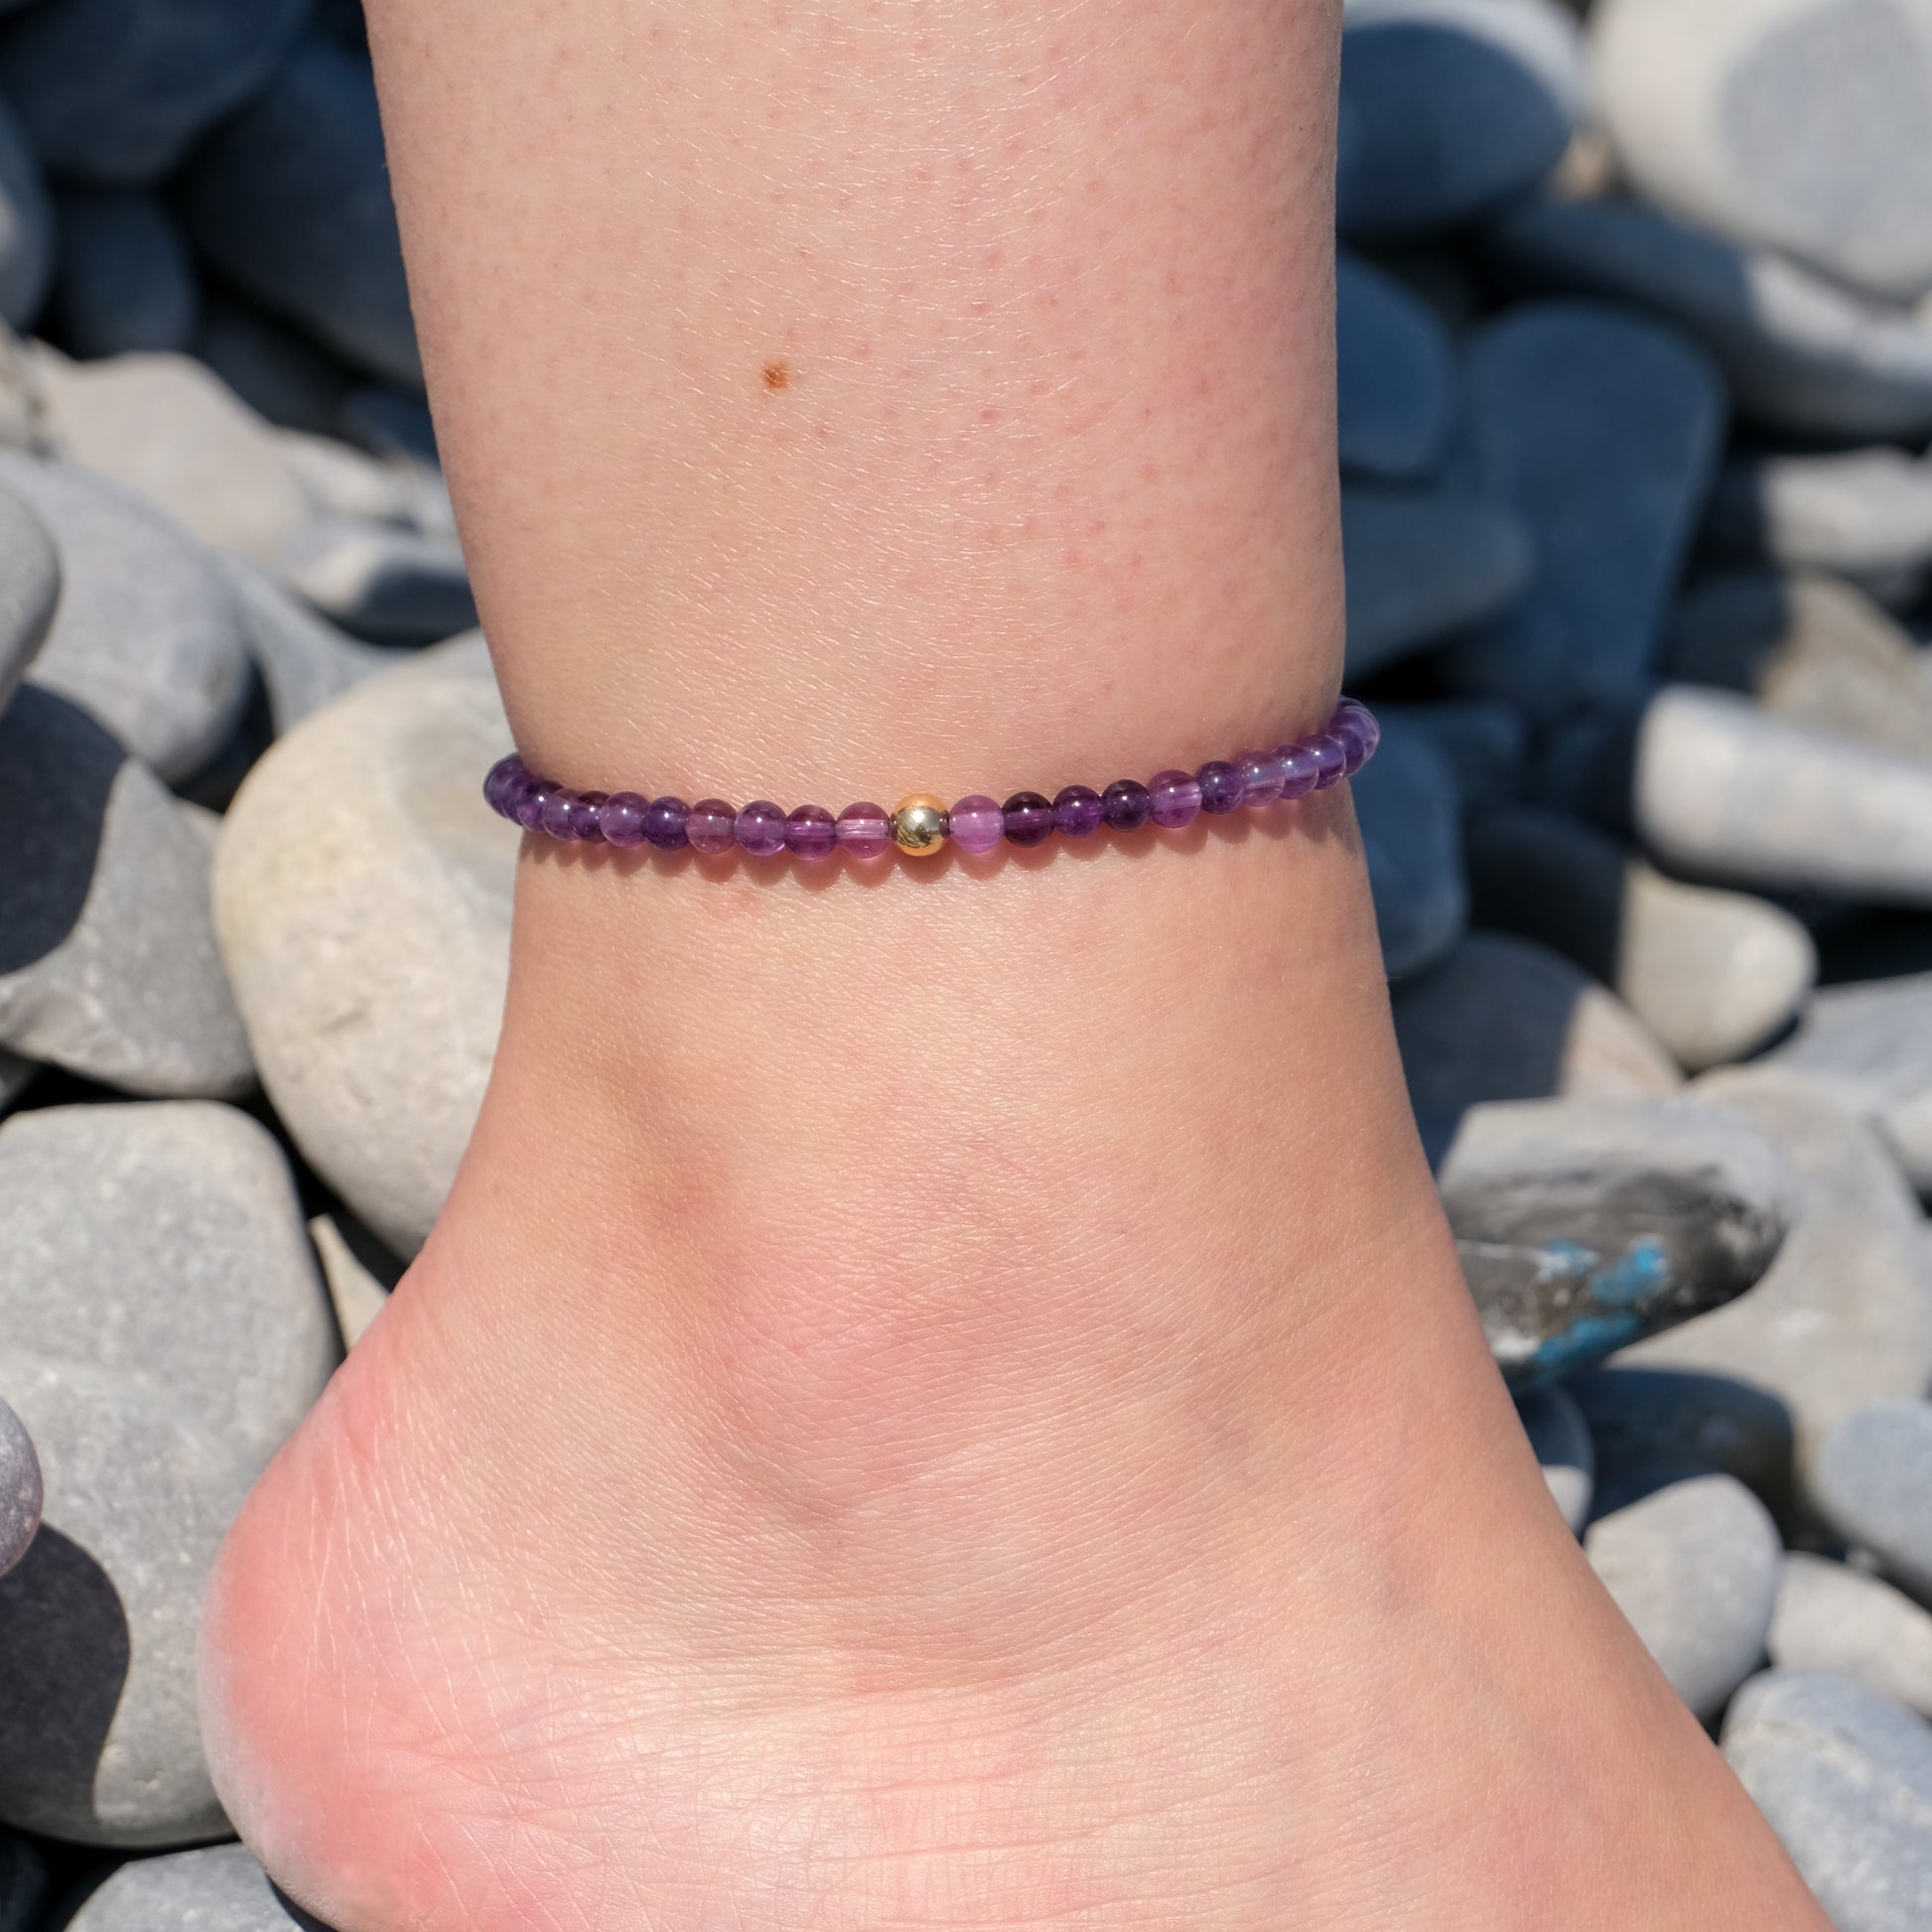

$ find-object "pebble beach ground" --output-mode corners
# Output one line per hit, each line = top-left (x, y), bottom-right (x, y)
(0, 0), (1930, 1925)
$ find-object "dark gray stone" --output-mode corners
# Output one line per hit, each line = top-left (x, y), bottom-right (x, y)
(1340, 486), (1533, 678)
(1586, 1474), (1781, 1720)
(280, 516), (475, 641)
(1443, 301), (1725, 721)
(0, 1837), (43, 1932)
(0, 1399), (36, 1580)
(0, 0), (310, 188)
(1772, 1556), (1932, 1719)
(1393, 698), (1529, 808)
(0, 1102), (337, 1472)
(1337, 0), (1584, 240)
(0, 688), (253, 1095)
(1350, 711), (1465, 981)
(1515, 1384), (1593, 1531)
(68, 1844), (318, 1931)
(1439, 1096), (1789, 1384)
(1336, 250), (1455, 481)
(0, 1356), (250, 1846)
(46, 189), (199, 358)
(177, 34), (422, 389)
(219, 555), (398, 734)
(1814, 1402), (1932, 1604)
(196, 295), (351, 438)
(1707, 447), (1932, 596)
(0, 88), (47, 331)
(0, 476), (56, 714)
(1725, 1670), (1932, 1932)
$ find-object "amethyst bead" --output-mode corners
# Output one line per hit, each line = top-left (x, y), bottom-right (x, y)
(836, 802), (893, 859)
(785, 803), (838, 861)
(1148, 768), (1201, 830)
(514, 777), (555, 832)
(686, 799), (739, 856)
(1101, 778), (1153, 831)
(483, 755), (525, 816)
(1002, 791), (1055, 848)
(1330, 715), (1369, 773)
(599, 790), (650, 847)
(644, 795), (691, 850)
(1276, 744), (1320, 800)
(574, 790), (610, 842)
(1196, 760), (1245, 815)
(540, 787), (587, 841)
(1334, 700), (1380, 770)
(1053, 784), (1104, 839)
(1309, 734), (1348, 790)
(948, 795), (1006, 856)
(735, 799), (788, 857)
(1238, 751), (1286, 807)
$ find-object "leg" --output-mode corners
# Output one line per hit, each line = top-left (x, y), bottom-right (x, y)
(201, 3), (1827, 1927)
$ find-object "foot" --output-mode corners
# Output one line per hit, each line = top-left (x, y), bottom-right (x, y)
(201, 823), (1827, 1931)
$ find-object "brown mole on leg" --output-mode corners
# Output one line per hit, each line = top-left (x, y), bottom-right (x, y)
(762, 360), (790, 390)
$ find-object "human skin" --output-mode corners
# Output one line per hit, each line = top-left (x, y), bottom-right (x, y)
(197, 3), (1830, 1927)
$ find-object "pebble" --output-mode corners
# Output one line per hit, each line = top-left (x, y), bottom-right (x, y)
(1813, 1402), (1932, 1605)
(1336, 0), (1585, 239)
(1633, 685), (1932, 907)
(1340, 487), (1533, 681)
(219, 555), (401, 735)
(280, 515), (476, 642)
(1515, 1384), (1593, 1531)
(0, 1355), (251, 1846)
(1437, 1095), (1790, 1383)
(1336, 250), (1455, 481)
(1349, 710), (1466, 982)
(0, 687), (254, 1096)
(1623, 1077), (1932, 1477)
(1394, 698), (1529, 808)
(1725, 1670), (1932, 1932)
(0, 0), (310, 188)
(215, 639), (517, 1254)
(310, 1211), (397, 1350)
(0, 452), (250, 782)
(0, 1400), (36, 1580)
(1771, 1555), (1932, 1720)
(1665, 569), (1932, 760)
(67, 1844), (322, 1931)
(1486, 194), (1932, 443)
(1592, 0), (1932, 304)
(45, 189), (199, 359)
(0, 1838), (43, 1932)
(1706, 447), (1932, 597)
(196, 295), (352, 440)
(1443, 301), (1725, 720)
(0, 89), (48, 331)
(1464, 804), (1817, 1070)
(1585, 1473), (1781, 1720)
(0, 1102), (337, 1472)
(0, 476), (57, 714)
(177, 33), (424, 390)
(1391, 932), (1683, 1165)
(0, 1050), (30, 1113)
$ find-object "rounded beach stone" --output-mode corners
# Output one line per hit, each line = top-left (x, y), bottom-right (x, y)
(0, 479), (58, 718)
(1706, 446), (1932, 592)
(218, 555), (399, 736)
(46, 189), (199, 357)
(1336, 250), (1455, 481)
(0, 1356), (252, 1846)
(1514, 1384), (1593, 1532)
(0, 1836), (44, 1932)
(215, 637), (517, 1256)
(279, 517), (477, 643)
(948, 796), (1005, 856)
(1771, 1554), (1932, 1719)
(1813, 1402), (1932, 1602)
(1585, 1473), (1781, 1721)
(1350, 713), (1465, 983)
(0, 1400), (37, 1580)
(66, 1843), (317, 1931)
(0, 90), (48, 330)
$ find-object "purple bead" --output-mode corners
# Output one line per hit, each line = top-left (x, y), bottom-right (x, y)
(599, 790), (650, 847)
(540, 787), (589, 841)
(736, 799), (788, 857)
(1053, 785), (1104, 839)
(1275, 744), (1320, 800)
(1330, 715), (1369, 773)
(1335, 699), (1380, 771)
(1238, 751), (1286, 807)
(1148, 768), (1201, 830)
(1002, 791), (1055, 848)
(483, 755), (525, 816)
(1309, 734), (1348, 790)
(836, 801), (893, 859)
(644, 795), (691, 850)
(785, 803), (838, 861)
(1101, 778), (1153, 831)
(1196, 759), (1245, 815)
(574, 790), (610, 842)
(514, 776), (555, 832)
(686, 799), (739, 856)
(948, 795), (1006, 856)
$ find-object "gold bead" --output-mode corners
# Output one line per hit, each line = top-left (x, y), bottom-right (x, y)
(892, 794), (949, 858)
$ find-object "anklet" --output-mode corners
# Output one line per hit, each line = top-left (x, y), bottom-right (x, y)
(482, 698), (1379, 862)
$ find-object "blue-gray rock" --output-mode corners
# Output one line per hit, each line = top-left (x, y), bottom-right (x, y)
(0, 1400), (36, 1580)
(1393, 698), (1528, 807)
(1336, 251), (1455, 481)
(1351, 710), (1465, 982)
(1594, 0), (1932, 304)
(0, 90), (47, 330)
(0, 1102), (336, 1472)
(0, 1051), (29, 1114)
(0, 454), (249, 781)
(0, 0), (310, 188)
(1707, 447), (1932, 597)
(1725, 1670), (1932, 1932)
(280, 516), (475, 641)
(1625, 1075), (1932, 1476)
(196, 295), (351, 438)
(1341, 486), (1532, 678)
(0, 1356), (250, 1846)
(1569, 1366), (1796, 1522)
(0, 688), (253, 1096)
(1336, 0), (1585, 240)
(1443, 301), (1725, 720)
(1771, 1555), (1932, 1720)
(1393, 932), (1682, 1166)
(219, 555), (404, 735)
(0, 476), (56, 713)
(46, 189), (198, 358)
(67, 1844), (319, 1931)
(1586, 1474), (1781, 1719)
(0, 1837), (43, 1932)
(1485, 194), (1932, 441)
(1515, 1383), (1592, 1531)
(177, 34), (421, 389)
(1814, 1402), (1932, 1604)
(1438, 1095), (1789, 1384)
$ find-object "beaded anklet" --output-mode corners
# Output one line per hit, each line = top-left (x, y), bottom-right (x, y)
(483, 698), (1379, 863)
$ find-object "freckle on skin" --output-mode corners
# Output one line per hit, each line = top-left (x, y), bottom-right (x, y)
(762, 362), (790, 390)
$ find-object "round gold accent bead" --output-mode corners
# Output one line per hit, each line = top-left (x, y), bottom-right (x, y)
(891, 794), (950, 858)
